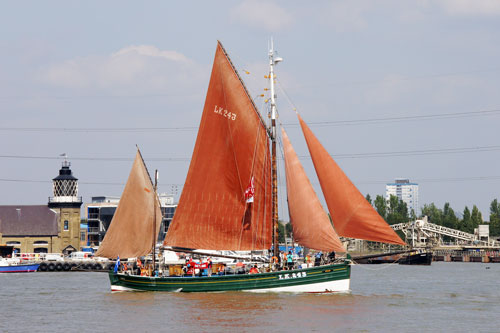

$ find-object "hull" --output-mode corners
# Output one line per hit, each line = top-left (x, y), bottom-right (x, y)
(398, 252), (432, 265)
(109, 261), (351, 293)
(0, 263), (39, 273)
(355, 254), (401, 264)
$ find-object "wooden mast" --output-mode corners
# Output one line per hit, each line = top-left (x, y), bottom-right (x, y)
(268, 39), (283, 258)
(152, 169), (158, 275)
(135, 146), (159, 272)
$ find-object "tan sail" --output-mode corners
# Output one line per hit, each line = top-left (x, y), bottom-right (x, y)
(96, 150), (163, 258)
(163, 42), (273, 250)
(282, 128), (345, 253)
(298, 114), (406, 245)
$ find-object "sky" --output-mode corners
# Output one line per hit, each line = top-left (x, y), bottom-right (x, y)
(1, 1), (499, 220)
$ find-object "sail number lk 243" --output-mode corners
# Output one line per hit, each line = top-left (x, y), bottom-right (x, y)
(214, 105), (237, 121)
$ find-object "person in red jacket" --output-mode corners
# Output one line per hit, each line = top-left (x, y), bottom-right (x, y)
(249, 265), (259, 274)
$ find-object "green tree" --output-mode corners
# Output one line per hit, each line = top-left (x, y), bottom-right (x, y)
(470, 205), (483, 232)
(374, 195), (387, 220)
(420, 203), (443, 225)
(462, 206), (472, 233)
(442, 202), (458, 230)
(489, 199), (500, 236)
(386, 195), (409, 225)
(365, 194), (372, 205)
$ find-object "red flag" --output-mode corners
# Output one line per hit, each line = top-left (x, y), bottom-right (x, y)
(244, 176), (255, 203)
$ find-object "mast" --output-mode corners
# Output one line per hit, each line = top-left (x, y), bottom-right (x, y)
(152, 169), (158, 274)
(268, 39), (283, 258)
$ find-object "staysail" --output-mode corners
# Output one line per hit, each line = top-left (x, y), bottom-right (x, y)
(96, 150), (163, 258)
(298, 114), (406, 245)
(163, 42), (272, 250)
(282, 128), (345, 253)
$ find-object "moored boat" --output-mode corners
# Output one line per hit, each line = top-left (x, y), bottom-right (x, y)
(398, 251), (433, 265)
(0, 258), (39, 273)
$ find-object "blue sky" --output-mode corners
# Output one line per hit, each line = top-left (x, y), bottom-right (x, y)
(1, 1), (499, 219)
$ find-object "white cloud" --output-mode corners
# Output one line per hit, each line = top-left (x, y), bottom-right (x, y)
(38, 45), (206, 95)
(318, 1), (373, 32)
(230, 0), (293, 31)
(437, 0), (500, 16)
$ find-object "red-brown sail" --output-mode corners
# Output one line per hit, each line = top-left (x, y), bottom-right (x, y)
(163, 42), (272, 250)
(96, 150), (163, 258)
(282, 128), (345, 253)
(298, 114), (405, 245)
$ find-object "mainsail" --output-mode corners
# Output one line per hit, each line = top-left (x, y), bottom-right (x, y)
(96, 150), (163, 258)
(281, 128), (345, 253)
(298, 114), (406, 245)
(163, 42), (273, 250)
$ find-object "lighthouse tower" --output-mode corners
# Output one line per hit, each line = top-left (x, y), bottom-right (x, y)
(48, 159), (82, 254)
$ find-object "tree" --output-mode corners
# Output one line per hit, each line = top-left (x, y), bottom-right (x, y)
(365, 194), (372, 205)
(420, 203), (443, 225)
(489, 199), (500, 236)
(442, 202), (458, 230)
(470, 205), (483, 232)
(386, 195), (409, 225)
(374, 195), (387, 220)
(462, 206), (472, 233)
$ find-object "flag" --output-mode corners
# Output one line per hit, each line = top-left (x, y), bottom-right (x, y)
(114, 256), (120, 273)
(244, 176), (255, 203)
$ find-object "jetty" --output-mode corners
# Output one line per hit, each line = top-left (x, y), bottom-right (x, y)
(11, 252), (115, 272)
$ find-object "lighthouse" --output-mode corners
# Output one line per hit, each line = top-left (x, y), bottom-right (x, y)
(48, 158), (82, 254)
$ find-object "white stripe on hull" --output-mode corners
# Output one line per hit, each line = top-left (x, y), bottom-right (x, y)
(245, 278), (350, 293)
(111, 285), (142, 292)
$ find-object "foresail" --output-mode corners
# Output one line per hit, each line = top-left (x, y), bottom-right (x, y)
(96, 150), (163, 258)
(163, 42), (272, 251)
(282, 128), (345, 253)
(298, 114), (406, 246)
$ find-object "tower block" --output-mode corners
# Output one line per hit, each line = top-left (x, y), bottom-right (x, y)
(48, 160), (82, 254)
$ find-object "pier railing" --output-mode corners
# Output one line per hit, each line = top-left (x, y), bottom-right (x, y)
(392, 221), (500, 247)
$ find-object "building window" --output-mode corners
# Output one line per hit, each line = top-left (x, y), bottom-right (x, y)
(64, 220), (69, 231)
(80, 231), (86, 242)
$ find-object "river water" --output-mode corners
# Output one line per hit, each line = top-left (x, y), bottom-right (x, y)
(0, 262), (498, 332)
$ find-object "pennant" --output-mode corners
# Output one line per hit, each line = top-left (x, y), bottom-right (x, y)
(244, 176), (255, 203)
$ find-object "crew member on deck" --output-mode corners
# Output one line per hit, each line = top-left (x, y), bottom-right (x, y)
(217, 263), (225, 276)
(287, 251), (293, 270)
(207, 257), (213, 277)
(249, 265), (259, 274)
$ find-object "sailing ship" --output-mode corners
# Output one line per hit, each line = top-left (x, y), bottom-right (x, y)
(97, 41), (406, 293)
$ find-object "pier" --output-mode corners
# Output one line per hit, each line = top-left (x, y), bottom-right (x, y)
(12, 252), (114, 272)
(433, 250), (500, 263)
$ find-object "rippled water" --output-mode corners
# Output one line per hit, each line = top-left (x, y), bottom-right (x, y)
(1, 262), (498, 332)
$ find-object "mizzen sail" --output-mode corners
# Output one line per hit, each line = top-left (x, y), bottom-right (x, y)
(96, 150), (163, 258)
(163, 42), (272, 250)
(298, 114), (405, 245)
(282, 128), (345, 253)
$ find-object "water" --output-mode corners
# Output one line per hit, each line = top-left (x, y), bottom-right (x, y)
(1, 262), (498, 332)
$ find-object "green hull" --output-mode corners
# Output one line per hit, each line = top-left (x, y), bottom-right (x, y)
(109, 260), (351, 293)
